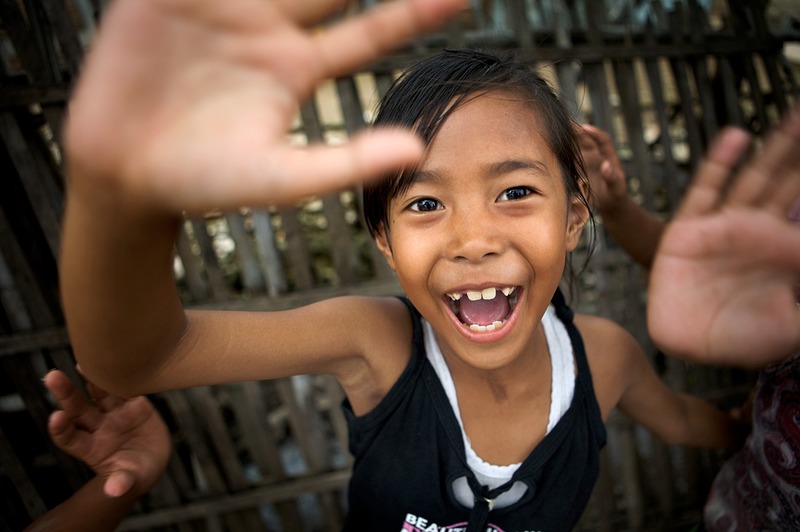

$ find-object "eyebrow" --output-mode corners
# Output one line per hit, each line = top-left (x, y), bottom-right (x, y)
(485, 159), (550, 177)
(409, 158), (550, 187)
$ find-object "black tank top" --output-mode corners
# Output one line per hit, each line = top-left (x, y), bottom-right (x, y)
(342, 289), (606, 532)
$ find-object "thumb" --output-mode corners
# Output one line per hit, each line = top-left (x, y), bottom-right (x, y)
(103, 469), (136, 498)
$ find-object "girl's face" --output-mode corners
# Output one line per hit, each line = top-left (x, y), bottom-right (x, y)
(376, 93), (588, 371)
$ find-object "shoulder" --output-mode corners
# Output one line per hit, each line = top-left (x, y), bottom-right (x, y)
(572, 313), (639, 354)
(572, 313), (647, 419)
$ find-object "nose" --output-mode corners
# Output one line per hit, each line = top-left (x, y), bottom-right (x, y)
(446, 204), (505, 263)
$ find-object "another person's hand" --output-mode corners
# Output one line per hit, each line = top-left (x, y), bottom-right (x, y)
(647, 108), (800, 368)
(65, 0), (466, 214)
(44, 369), (170, 498)
(577, 124), (629, 215)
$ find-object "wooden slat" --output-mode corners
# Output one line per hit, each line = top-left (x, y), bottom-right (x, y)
(20, 0), (61, 83)
(273, 206), (314, 291)
(613, 60), (656, 210)
(185, 387), (250, 490)
(162, 390), (228, 496)
(582, 2), (616, 133)
(0, 327), (69, 357)
(40, 0), (84, 75)
(642, 55), (685, 208)
(189, 217), (230, 302)
(176, 224), (210, 303)
(0, 112), (62, 257)
(226, 382), (306, 530)
(0, 0), (53, 83)
(668, 55), (706, 169)
(225, 212), (264, 293)
(0, 425), (47, 518)
(251, 209), (288, 295)
(301, 98), (361, 286)
(275, 376), (331, 475)
(118, 470), (351, 530)
(336, 75), (396, 281)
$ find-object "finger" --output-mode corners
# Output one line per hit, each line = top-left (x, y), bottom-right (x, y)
(257, 127), (423, 204)
(315, 0), (467, 79)
(47, 410), (76, 443)
(677, 127), (752, 217)
(104, 469), (137, 498)
(43, 369), (104, 432)
(43, 369), (73, 399)
(276, 0), (349, 27)
(726, 106), (800, 214)
(48, 410), (93, 459)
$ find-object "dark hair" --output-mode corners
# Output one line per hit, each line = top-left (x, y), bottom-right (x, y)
(363, 49), (594, 284)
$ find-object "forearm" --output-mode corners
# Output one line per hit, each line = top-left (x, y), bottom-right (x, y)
(674, 393), (747, 449)
(599, 195), (665, 270)
(60, 178), (186, 396)
(24, 476), (140, 532)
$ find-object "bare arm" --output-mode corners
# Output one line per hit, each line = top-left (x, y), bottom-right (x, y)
(24, 476), (141, 532)
(580, 315), (743, 449)
(577, 124), (665, 269)
(61, 0), (466, 396)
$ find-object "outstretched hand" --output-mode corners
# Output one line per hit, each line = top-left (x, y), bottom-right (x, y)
(65, 0), (466, 214)
(44, 370), (170, 498)
(647, 108), (800, 368)
(577, 124), (629, 215)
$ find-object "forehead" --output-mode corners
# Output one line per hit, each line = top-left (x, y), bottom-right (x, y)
(418, 92), (556, 172)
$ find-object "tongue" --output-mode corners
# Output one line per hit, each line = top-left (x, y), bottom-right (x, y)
(458, 294), (510, 326)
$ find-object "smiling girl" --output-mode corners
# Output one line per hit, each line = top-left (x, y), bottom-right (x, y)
(61, 1), (800, 531)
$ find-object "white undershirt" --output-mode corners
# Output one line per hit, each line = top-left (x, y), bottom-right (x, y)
(423, 304), (575, 509)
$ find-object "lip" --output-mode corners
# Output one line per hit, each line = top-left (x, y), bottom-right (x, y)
(441, 286), (524, 344)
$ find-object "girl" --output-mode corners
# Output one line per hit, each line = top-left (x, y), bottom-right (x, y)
(62, 1), (799, 530)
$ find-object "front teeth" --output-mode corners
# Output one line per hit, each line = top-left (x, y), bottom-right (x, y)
(469, 321), (504, 332)
(449, 286), (515, 301)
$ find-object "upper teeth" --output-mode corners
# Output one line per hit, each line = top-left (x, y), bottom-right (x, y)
(448, 286), (515, 301)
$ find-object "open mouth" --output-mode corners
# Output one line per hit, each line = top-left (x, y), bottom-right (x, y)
(445, 286), (519, 332)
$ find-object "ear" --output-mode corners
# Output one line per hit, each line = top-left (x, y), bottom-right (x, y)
(565, 187), (590, 252)
(375, 227), (397, 271)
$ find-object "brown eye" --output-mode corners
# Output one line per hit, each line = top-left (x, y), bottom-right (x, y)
(498, 187), (532, 201)
(410, 198), (441, 212)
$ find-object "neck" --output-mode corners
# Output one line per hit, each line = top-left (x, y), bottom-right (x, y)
(444, 323), (550, 404)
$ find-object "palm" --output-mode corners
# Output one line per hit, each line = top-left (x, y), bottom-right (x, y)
(79, 395), (169, 495)
(647, 119), (800, 368)
(45, 371), (170, 497)
(66, 0), (465, 213)
(577, 125), (627, 213)
(649, 208), (799, 367)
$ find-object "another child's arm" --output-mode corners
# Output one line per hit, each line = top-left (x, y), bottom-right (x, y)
(647, 108), (800, 368)
(577, 124), (665, 269)
(25, 370), (170, 531)
(581, 316), (745, 449)
(60, 0), (465, 396)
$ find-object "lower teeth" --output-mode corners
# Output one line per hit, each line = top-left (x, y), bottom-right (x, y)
(468, 320), (505, 332)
